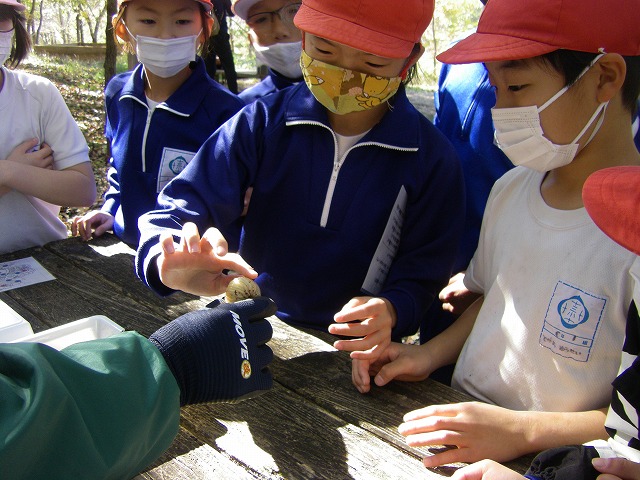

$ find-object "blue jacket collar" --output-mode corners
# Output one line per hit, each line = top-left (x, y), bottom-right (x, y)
(284, 84), (421, 149)
(119, 57), (213, 117)
(268, 68), (303, 90)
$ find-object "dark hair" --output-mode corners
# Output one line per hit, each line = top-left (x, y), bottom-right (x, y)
(539, 49), (640, 117)
(0, 4), (31, 68)
(402, 43), (422, 85)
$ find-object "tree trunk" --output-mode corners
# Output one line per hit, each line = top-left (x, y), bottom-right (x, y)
(104, 0), (117, 89)
(76, 14), (84, 44)
(34, 0), (43, 44)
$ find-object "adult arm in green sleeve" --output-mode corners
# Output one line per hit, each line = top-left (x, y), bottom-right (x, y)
(0, 298), (276, 479)
(0, 332), (180, 480)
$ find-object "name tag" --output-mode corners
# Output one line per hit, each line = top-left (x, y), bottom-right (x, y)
(157, 148), (196, 193)
(539, 280), (607, 362)
(362, 186), (407, 295)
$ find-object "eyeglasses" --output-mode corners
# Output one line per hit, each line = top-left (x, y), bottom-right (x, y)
(0, 17), (15, 34)
(246, 2), (301, 31)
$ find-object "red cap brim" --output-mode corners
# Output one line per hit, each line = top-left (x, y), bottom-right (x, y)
(437, 32), (559, 64)
(583, 166), (640, 256)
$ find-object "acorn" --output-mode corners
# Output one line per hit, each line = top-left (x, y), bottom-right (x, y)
(225, 277), (261, 303)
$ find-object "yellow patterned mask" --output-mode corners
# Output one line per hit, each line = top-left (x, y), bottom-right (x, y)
(300, 50), (403, 115)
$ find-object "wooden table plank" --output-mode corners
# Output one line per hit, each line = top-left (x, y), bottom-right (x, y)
(134, 427), (260, 480)
(180, 383), (438, 479)
(0, 235), (535, 477)
(265, 318), (535, 474)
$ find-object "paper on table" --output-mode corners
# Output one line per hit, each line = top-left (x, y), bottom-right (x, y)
(0, 257), (55, 292)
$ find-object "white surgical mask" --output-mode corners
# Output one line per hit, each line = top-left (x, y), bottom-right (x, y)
(0, 30), (13, 67)
(129, 27), (201, 78)
(253, 41), (302, 79)
(491, 53), (608, 172)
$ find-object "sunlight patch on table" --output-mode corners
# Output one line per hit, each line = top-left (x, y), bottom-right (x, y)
(134, 444), (254, 479)
(338, 424), (427, 478)
(215, 420), (280, 476)
(89, 241), (135, 257)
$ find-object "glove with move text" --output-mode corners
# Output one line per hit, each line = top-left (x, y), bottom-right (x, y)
(149, 297), (276, 406)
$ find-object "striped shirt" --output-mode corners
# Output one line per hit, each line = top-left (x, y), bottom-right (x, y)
(605, 300), (640, 462)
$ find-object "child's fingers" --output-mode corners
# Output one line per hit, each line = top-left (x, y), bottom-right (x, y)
(201, 226), (229, 256)
(181, 222), (201, 253)
(352, 359), (372, 393)
(592, 457), (640, 478)
(160, 232), (176, 254)
(374, 358), (410, 386)
(218, 251), (258, 279)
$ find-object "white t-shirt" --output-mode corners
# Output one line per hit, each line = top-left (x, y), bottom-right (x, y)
(0, 67), (89, 254)
(454, 167), (636, 412)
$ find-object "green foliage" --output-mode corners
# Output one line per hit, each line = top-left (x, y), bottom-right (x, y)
(418, 0), (483, 88)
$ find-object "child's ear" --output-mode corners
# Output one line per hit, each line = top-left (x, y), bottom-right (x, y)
(400, 44), (425, 79)
(114, 21), (130, 43)
(409, 44), (426, 68)
(595, 53), (626, 104)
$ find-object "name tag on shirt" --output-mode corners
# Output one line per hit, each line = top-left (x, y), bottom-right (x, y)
(157, 148), (196, 193)
(539, 280), (607, 362)
(362, 186), (407, 296)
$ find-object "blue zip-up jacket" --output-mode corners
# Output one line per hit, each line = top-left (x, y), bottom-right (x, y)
(238, 68), (302, 104)
(102, 57), (244, 247)
(137, 83), (465, 339)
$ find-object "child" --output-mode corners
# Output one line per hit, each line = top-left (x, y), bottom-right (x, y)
(451, 167), (640, 480)
(0, 0), (96, 254)
(71, 0), (244, 247)
(232, 0), (304, 104)
(352, 0), (640, 468)
(136, 0), (465, 362)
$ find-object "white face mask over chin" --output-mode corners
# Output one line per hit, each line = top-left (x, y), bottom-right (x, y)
(127, 26), (201, 78)
(252, 40), (303, 79)
(0, 30), (13, 67)
(491, 53), (608, 173)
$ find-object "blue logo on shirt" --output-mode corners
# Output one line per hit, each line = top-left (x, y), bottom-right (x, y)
(557, 295), (589, 329)
(169, 156), (188, 175)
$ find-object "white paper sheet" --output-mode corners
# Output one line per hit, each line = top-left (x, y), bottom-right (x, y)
(0, 257), (56, 292)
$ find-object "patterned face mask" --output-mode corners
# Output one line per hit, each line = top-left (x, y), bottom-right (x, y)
(300, 50), (402, 115)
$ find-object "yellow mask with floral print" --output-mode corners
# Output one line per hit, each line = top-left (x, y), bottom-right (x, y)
(300, 50), (403, 115)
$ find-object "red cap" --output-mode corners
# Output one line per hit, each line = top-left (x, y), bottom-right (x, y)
(438, 0), (640, 64)
(583, 166), (640, 256)
(0, 0), (25, 11)
(294, 0), (434, 59)
(118, 0), (213, 14)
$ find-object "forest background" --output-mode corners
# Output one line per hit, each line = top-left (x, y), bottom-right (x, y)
(16, 0), (482, 226)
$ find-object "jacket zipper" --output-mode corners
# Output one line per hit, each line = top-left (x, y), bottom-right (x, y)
(120, 95), (189, 173)
(286, 120), (418, 228)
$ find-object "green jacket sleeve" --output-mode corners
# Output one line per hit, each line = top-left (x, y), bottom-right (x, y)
(0, 331), (181, 480)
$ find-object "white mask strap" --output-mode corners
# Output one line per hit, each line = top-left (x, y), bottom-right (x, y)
(574, 100), (608, 146)
(538, 52), (606, 113)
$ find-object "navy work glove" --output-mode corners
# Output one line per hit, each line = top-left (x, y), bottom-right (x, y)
(149, 297), (276, 406)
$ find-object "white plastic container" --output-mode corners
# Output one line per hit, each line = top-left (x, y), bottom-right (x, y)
(0, 299), (34, 342)
(12, 315), (124, 350)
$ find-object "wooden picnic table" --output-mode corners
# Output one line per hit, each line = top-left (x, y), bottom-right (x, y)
(0, 234), (535, 479)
